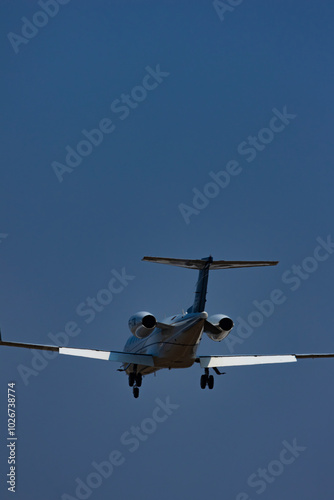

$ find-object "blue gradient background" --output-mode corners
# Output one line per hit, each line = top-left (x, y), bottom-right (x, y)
(1, 1), (334, 499)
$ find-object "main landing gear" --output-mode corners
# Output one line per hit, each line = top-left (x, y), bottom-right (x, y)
(200, 368), (214, 390)
(128, 366), (142, 398)
(200, 367), (225, 390)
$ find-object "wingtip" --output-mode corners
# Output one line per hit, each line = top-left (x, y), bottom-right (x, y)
(142, 256), (155, 262)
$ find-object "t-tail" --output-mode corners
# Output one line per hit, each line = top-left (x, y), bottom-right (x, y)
(142, 256), (278, 313)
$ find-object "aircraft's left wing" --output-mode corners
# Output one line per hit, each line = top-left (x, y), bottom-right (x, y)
(0, 333), (154, 367)
(198, 354), (334, 368)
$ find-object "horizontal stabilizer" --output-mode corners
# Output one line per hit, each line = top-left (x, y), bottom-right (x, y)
(143, 256), (278, 270)
(144, 255), (278, 314)
(0, 335), (154, 367)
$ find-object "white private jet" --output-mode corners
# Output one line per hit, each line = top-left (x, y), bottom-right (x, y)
(1, 256), (334, 398)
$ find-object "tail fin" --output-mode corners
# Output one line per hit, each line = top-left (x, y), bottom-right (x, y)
(142, 256), (278, 313)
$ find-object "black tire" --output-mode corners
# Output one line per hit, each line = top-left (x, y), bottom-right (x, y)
(129, 373), (135, 387)
(133, 387), (139, 398)
(136, 373), (142, 387)
(208, 375), (214, 390)
(200, 374), (207, 389)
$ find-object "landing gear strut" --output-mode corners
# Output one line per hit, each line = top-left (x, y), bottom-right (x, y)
(136, 373), (142, 387)
(128, 372), (135, 387)
(200, 368), (214, 390)
(128, 366), (142, 398)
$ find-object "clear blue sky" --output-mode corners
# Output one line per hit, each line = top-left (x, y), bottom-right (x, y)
(1, 1), (334, 499)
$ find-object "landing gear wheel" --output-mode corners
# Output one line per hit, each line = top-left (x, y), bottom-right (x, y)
(136, 373), (142, 387)
(208, 374), (214, 390)
(200, 374), (207, 389)
(129, 373), (135, 387)
(133, 386), (139, 398)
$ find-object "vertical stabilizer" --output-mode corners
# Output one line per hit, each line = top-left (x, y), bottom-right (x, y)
(187, 256), (212, 313)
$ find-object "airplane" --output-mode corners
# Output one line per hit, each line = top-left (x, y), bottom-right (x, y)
(1, 255), (334, 398)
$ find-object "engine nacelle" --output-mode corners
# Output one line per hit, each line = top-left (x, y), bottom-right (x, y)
(205, 314), (234, 342)
(128, 311), (157, 339)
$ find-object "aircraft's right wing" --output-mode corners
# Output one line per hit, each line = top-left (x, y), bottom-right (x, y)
(0, 332), (154, 366)
(198, 353), (334, 368)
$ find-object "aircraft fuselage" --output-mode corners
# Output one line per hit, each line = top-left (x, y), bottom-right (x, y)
(123, 312), (208, 375)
